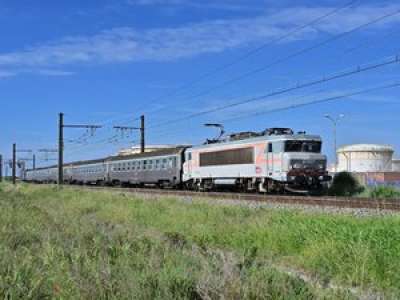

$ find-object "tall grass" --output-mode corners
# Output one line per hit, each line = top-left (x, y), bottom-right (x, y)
(367, 186), (400, 199)
(1, 183), (399, 298)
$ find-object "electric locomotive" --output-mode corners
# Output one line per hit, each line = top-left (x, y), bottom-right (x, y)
(183, 128), (331, 193)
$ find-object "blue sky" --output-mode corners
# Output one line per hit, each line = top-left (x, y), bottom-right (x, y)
(1, 0), (399, 168)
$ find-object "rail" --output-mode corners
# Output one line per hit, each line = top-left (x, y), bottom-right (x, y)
(58, 185), (400, 211)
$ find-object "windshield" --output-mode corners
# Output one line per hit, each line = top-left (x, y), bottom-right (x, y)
(284, 141), (321, 153)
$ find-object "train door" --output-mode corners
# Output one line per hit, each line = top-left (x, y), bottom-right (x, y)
(266, 143), (273, 176)
(266, 142), (283, 177)
(186, 152), (193, 177)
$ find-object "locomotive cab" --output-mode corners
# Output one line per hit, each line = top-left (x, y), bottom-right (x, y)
(275, 138), (331, 192)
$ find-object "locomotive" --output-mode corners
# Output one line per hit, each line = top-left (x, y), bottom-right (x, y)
(24, 128), (331, 193)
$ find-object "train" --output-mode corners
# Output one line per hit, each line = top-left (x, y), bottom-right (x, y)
(24, 128), (332, 194)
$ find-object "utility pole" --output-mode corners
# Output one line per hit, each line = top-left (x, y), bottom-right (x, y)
(324, 114), (345, 173)
(12, 143), (16, 185)
(113, 115), (145, 153)
(58, 112), (102, 186)
(0, 154), (3, 182)
(140, 115), (145, 153)
(58, 113), (64, 186)
(33, 154), (36, 170)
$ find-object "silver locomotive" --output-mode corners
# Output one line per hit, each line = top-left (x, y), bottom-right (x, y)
(183, 128), (331, 193)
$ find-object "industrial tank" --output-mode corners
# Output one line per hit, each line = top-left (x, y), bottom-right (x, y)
(337, 144), (394, 172)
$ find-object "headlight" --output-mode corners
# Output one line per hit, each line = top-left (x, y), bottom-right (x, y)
(317, 160), (326, 169)
(293, 163), (303, 169)
(291, 161), (304, 169)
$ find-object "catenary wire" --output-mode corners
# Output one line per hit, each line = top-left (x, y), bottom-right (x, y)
(139, 5), (400, 118)
(147, 54), (400, 129)
(133, 0), (360, 115)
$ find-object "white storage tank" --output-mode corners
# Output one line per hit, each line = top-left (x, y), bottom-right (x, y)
(393, 159), (400, 172)
(337, 144), (394, 172)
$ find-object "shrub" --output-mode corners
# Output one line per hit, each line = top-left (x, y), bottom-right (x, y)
(369, 186), (400, 199)
(328, 172), (364, 197)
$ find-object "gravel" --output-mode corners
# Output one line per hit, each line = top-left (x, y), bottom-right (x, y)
(122, 191), (400, 217)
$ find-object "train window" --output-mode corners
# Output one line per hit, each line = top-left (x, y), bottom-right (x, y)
(187, 153), (192, 160)
(168, 157), (175, 168)
(172, 157), (177, 168)
(273, 142), (283, 153)
(267, 143), (273, 153)
(199, 147), (254, 166)
(143, 160), (147, 170)
(284, 141), (321, 153)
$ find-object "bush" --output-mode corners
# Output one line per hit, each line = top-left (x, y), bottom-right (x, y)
(369, 186), (400, 199)
(328, 172), (364, 197)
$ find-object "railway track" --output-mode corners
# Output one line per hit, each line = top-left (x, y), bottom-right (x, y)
(61, 185), (400, 211)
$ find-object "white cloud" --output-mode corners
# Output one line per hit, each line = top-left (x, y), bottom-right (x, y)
(0, 70), (17, 78)
(34, 69), (75, 76)
(125, 0), (254, 11)
(0, 4), (399, 74)
(127, 0), (184, 5)
(0, 68), (74, 78)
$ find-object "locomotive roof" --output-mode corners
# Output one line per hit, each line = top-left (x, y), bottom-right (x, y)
(191, 134), (322, 150)
(26, 147), (187, 172)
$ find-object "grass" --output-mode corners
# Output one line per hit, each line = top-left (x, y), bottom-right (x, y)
(1, 183), (400, 299)
(360, 185), (400, 199)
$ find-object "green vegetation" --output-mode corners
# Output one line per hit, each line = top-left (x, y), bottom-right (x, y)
(1, 183), (400, 299)
(328, 172), (364, 197)
(363, 185), (400, 199)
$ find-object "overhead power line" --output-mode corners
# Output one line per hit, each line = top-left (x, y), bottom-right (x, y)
(148, 54), (400, 129)
(142, 5), (400, 117)
(135, 0), (359, 115)
(222, 81), (400, 123)
(147, 81), (400, 141)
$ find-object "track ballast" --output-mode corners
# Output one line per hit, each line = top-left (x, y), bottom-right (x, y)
(61, 185), (400, 211)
